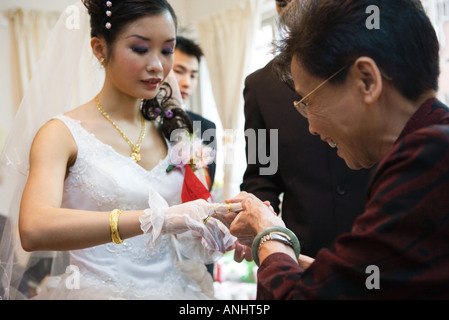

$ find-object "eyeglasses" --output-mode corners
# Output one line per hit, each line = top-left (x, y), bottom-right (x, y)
(293, 66), (347, 118)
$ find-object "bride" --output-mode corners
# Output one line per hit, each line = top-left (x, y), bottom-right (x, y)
(0, 0), (237, 300)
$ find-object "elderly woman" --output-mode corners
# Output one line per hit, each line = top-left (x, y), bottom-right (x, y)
(225, 0), (449, 299)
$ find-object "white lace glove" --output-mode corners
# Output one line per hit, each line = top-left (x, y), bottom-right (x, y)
(140, 198), (236, 263)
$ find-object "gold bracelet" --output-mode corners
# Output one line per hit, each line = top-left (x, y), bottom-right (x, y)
(110, 209), (124, 244)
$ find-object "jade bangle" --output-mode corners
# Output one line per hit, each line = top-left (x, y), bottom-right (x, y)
(252, 226), (301, 267)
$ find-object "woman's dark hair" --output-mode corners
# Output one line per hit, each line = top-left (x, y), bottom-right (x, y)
(141, 83), (193, 139)
(82, 0), (192, 139)
(278, 0), (440, 101)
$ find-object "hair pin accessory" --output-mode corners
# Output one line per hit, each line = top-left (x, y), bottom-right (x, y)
(165, 110), (174, 119)
(153, 108), (174, 120)
(105, 1), (112, 29)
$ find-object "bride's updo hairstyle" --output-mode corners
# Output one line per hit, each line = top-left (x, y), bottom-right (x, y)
(82, 0), (193, 139)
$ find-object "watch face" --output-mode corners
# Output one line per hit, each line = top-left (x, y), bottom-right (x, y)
(271, 232), (293, 246)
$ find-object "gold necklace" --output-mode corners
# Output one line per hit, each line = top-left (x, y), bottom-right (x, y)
(95, 95), (146, 162)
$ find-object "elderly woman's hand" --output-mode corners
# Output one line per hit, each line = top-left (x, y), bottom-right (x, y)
(227, 193), (286, 246)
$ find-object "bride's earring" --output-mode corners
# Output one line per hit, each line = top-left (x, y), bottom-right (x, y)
(100, 57), (105, 67)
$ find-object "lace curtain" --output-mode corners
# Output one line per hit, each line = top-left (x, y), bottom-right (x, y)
(196, 0), (261, 199)
(7, 8), (60, 113)
(0, 8), (59, 218)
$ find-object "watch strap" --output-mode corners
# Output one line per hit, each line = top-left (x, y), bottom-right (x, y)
(252, 226), (301, 266)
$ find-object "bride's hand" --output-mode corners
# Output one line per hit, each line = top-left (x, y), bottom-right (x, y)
(159, 199), (214, 234)
(141, 199), (236, 253)
(207, 203), (240, 229)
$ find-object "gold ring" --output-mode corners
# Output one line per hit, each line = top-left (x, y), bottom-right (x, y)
(228, 203), (232, 213)
(203, 215), (211, 224)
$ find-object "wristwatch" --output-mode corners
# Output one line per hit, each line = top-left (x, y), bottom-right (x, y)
(252, 226), (301, 266)
(258, 231), (294, 249)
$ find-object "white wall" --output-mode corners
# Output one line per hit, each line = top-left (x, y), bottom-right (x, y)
(178, 0), (243, 26)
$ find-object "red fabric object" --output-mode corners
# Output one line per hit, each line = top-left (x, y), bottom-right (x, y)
(181, 165), (212, 203)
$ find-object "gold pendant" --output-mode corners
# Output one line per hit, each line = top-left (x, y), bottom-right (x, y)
(131, 152), (141, 162)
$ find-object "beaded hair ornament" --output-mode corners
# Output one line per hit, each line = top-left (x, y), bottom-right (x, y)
(105, 1), (112, 29)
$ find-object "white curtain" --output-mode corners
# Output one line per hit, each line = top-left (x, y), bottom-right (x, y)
(440, 22), (449, 104)
(421, 0), (449, 103)
(1, 9), (59, 215)
(196, 0), (261, 199)
(8, 8), (60, 113)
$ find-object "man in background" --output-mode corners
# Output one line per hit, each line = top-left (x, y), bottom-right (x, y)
(174, 36), (217, 190)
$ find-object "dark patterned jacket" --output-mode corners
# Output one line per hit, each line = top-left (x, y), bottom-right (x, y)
(257, 98), (449, 299)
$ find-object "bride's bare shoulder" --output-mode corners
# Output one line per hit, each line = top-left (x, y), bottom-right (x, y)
(31, 101), (95, 154)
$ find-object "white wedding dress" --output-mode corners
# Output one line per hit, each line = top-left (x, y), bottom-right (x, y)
(34, 115), (215, 300)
